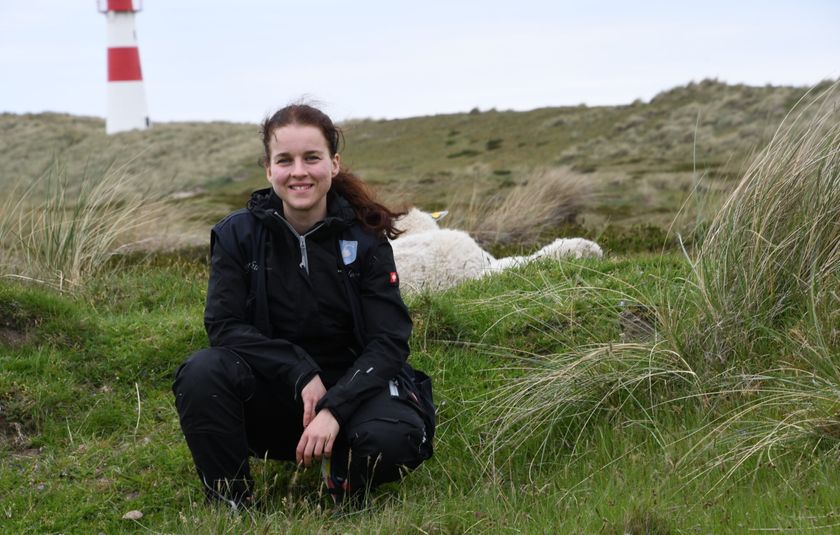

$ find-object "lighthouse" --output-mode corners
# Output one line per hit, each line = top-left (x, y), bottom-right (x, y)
(98, 0), (150, 134)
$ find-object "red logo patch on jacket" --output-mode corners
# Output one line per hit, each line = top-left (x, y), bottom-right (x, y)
(389, 271), (399, 285)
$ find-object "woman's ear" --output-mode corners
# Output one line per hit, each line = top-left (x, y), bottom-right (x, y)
(332, 153), (341, 177)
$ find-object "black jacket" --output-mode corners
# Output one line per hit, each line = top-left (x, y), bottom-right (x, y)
(204, 188), (413, 426)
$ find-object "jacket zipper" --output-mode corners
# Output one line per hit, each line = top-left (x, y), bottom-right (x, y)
(272, 211), (324, 275)
(297, 236), (308, 273)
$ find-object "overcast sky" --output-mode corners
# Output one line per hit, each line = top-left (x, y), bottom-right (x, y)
(1, 1), (838, 123)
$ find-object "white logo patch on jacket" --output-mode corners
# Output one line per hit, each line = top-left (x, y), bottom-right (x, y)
(339, 240), (358, 265)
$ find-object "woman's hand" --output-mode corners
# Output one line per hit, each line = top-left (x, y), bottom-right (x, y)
(296, 409), (339, 467)
(300, 375), (327, 427)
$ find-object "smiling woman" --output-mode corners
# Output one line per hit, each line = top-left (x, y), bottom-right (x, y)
(171, 103), (435, 510)
(264, 124), (339, 233)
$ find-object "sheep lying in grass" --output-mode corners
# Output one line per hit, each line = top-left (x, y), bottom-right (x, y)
(390, 208), (490, 292)
(391, 228), (495, 292)
(488, 237), (604, 271)
(391, 208), (603, 292)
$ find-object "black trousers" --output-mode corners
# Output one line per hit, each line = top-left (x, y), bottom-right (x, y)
(173, 347), (428, 504)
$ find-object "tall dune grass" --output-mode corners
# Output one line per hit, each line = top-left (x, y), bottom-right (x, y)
(482, 84), (840, 480)
(480, 342), (697, 465)
(667, 86), (840, 369)
(674, 363), (840, 494)
(443, 167), (593, 247)
(0, 161), (164, 288)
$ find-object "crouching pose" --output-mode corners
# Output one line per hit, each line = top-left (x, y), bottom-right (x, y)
(173, 104), (434, 509)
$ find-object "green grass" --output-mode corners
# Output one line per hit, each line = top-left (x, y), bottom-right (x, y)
(476, 84), (840, 534)
(663, 85), (840, 372)
(2, 250), (839, 533)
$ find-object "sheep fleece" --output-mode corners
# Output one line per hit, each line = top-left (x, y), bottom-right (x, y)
(391, 229), (491, 292)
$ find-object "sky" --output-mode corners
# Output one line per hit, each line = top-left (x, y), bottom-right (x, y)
(1, 0), (838, 124)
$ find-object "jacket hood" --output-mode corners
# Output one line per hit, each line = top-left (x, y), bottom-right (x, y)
(247, 187), (356, 235)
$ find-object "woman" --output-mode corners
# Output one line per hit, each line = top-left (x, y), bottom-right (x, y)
(173, 104), (434, 510)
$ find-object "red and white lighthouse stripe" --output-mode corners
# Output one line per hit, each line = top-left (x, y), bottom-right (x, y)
(100, 0), (149, 134)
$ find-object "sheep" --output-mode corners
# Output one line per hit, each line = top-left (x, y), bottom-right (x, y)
(391, 228), (495, 293)
(390, 208), (602, 292)
(484, 238), (602, 274)
(488, 255), (528, 271)
(531, 237), (603, 261)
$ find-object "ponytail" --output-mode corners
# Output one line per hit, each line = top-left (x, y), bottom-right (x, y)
(331, 170), (405, 240)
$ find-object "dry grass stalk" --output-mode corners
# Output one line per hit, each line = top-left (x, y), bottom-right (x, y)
(1, 160), (166, 288)
(480, 342), (697, 466)
(444, 167), (592, 247)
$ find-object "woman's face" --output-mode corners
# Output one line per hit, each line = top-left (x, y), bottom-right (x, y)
(265, 124), (340, 226)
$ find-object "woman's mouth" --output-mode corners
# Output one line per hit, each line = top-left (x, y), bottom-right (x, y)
(289, 184), (313, 191)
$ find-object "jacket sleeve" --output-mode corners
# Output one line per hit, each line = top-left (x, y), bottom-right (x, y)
(204, 226), (321, 397)
(316, 238), (412, 426)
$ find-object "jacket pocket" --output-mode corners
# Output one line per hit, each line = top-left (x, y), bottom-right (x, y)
(392, 369), (436, 459)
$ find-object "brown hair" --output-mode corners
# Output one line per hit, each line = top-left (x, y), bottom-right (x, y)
(260, 104), (404, 239)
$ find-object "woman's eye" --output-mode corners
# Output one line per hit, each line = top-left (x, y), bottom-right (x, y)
(305, 155), (321, 161)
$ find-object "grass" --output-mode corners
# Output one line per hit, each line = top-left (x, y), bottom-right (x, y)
(1, 80), (839, 532)
(477, 83), (840, 529)
(442, 167), (593, 249)
(3, 254), (840, 532)
(0, 160), (169, 289)
(666, 84), (840, 370)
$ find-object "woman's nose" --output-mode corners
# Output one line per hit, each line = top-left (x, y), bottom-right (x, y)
(290, 158), (307, 176)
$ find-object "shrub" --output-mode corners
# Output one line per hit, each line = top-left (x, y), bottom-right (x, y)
(485, 139), (503, 151)
(446, 149), (482, 159)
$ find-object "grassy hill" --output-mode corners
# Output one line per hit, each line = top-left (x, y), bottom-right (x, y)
(1, 80), (829, 239)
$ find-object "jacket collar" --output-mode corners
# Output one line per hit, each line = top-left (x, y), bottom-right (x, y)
(247, 188), (355, 236)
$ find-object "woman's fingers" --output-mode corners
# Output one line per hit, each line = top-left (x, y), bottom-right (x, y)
(302, 399), (314, 428)
(296, 432), (327, 466)
(296, 410), (340, 466)
(296, 436), (304, 464)
(300, 375), (327, 428)
(296, 433), (309, 465)
(323, 432), (334, 459)
(295, 436), (333, 466)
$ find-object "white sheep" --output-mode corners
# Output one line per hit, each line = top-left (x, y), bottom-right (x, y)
(484, 238), (602, 274)
(532, 237), (603, 260)
(391, 228), (495, 293)
(390, 208), (602, 292)
(487, 255), (528, 271)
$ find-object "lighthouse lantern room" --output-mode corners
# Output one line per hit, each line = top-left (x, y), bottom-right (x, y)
(98, 0), (150, 134)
